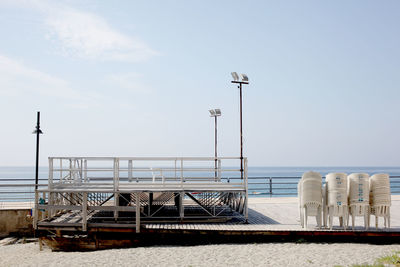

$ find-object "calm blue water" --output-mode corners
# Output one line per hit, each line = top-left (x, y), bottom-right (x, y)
(0, 166), (399, 201)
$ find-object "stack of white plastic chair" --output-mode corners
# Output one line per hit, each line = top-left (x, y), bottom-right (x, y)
(298, 171), (322, 229)
(369, 173), (391, 229)
(325, 173), (348, 230)
(347, 173), (370, 230)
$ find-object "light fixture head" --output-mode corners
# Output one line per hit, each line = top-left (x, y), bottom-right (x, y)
(209, 109), (221, 117)
(32, 129), (43, 134)
(231, 72), (239, 81)
(240, 74), (248, 82)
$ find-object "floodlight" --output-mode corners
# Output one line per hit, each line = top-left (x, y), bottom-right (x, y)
(240, 74), (248, 82)
(209, 109), (221, 117)
(231, 72), (239, 81)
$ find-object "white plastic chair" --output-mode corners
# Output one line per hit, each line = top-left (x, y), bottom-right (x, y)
(369, 173), (391, 229)
(298, 171), (322, 229)
(325, 173), (348, 230)
(347, 173), (370, 230)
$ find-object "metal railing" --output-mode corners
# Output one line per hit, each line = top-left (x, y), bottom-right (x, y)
(1, 175), (399, 203)
(243, 175), (400, 196)
(46, 157), (247, 192)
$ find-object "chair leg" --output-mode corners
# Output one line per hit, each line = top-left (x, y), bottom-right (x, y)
(364, 213), (368, 230)
(300, 207), (304, 228)
(388, 210), (390, 228)
(329, 207), (333, 230)
(317, 206), (322, 229)
(304, 206), (308, 229)
(352, 214), (355, 230)
(375, 215), (378, 229)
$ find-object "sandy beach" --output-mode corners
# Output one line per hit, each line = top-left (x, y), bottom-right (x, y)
(0, 241), (399, 267)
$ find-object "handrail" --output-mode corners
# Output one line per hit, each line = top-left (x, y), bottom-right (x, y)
(1, 174), (400, 202)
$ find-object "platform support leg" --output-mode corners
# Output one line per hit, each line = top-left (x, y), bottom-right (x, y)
(148, 193), (153, 216)
(136, 192), (140, 233)
(82, 192), (87, 232)
(179, 191), (184, 220)
(114, 193), (119, 220)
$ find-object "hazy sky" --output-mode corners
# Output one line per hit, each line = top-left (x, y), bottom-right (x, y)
(0, 0), (399, 167)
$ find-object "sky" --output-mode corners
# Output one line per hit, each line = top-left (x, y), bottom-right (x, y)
(0, 0), (399, 167)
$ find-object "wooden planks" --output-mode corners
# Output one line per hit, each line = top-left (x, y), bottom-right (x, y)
(38, 196), (400, 233)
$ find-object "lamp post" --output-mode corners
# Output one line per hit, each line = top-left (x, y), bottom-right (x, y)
(209, 109), (221, 180)
(32, 111), (43, 191)
(231, 72), (249, 180)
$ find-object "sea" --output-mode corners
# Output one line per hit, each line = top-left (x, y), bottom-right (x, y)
(0, 166), (399, 201)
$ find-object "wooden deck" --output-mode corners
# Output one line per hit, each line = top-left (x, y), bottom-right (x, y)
(141, 196), (400, 232)
(37, 196), (400, 232)
(38, 195), (400, 251)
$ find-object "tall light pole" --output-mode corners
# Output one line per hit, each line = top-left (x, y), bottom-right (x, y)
(209, 109), (221, 180)
(231, 72), (249, 180)
(32, 111), (43, 190)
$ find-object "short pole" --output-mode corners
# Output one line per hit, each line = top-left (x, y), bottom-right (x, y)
(214, 116), (217, 180)
(35, 112), (41, 190)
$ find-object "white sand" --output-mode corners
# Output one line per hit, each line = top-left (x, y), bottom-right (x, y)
(1, 242), (400, 267)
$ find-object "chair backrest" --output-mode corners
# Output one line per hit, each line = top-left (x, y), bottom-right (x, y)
(348, 173), (369, 205)
(300, 172), (322, 206)
(370, 173), (391, 206)
(302, 171), (322, 181)
(326, 172), (347, 206)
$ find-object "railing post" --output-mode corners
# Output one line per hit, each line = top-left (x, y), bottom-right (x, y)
(60, 159), (62, 183)
(217, 159), (222, 182)
(180, 159), (184, 182)
(80, 159), (83, 184)
(69, 159), (72, 182)
(114, 158), (119, 219)
(174, 159), (177, 180)
(83, 159), (87, 182)
(49, 158), (53, 189)
(128, 160), (132, 182)
(269, 177), (272, 197)
(42, 192), (46, 220)
(33, 190), (39, 229)
(48, 158), (54, 217)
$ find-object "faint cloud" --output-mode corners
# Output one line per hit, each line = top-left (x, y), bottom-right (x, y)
(106, 72), (152, 94)
(36, 2), (158, 62)
(0, 54), (99, 107)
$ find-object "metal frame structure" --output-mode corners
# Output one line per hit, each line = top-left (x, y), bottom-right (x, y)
(34, 157), (248, 233)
